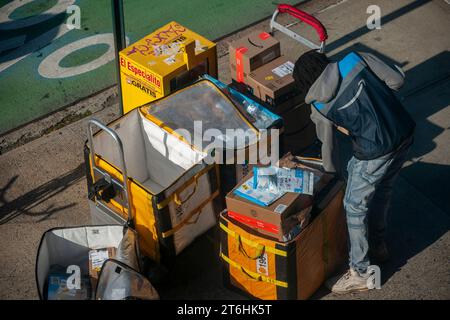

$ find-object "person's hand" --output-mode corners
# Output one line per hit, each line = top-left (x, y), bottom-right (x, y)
(336, 126), (350, 136)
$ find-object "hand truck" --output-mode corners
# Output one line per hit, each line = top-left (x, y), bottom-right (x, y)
(270, 3), (328, 53)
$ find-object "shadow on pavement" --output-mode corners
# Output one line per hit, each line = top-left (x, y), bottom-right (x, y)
(155, 225), (245, 300)
(0, 14), (66, 64)
(0, 164), (84, 224)
(325, 0), (432, 53)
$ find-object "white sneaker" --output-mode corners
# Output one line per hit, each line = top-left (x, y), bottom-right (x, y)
(326, 268), (371, 295)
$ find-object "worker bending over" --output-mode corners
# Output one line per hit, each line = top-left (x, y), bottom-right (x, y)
(293, 50), (415, 294)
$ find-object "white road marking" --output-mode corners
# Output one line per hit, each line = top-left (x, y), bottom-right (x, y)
(38, 34), (130, 79)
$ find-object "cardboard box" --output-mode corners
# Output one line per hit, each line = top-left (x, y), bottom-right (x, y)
(229, 80), (313, 138)
(47, 273), (91, 300)
(225, 156), (333, 241)
(220, 178), (348, 300)
(246, 56), (298, 106)
(255, 94), (311, 135)
(261, 97), (316, 155)
(227, 208), (310, 242)
(226, 172), (313, 241)
(88, 247), (116, 289)
(120, 21), (217, 113)
(229, 30), (280, 84)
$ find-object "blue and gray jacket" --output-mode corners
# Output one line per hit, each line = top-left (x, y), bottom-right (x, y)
(305, 51), (415, 171)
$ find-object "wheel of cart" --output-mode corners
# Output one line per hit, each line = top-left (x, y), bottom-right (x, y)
(35, 120), (159, 300)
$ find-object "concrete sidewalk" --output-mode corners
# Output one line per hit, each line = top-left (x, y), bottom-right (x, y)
(1, 0), (449, 300)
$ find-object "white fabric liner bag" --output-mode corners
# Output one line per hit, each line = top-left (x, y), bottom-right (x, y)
(36, 225), (158, 300)
(94, 109), (208, 194)
(92, 108), (217, 255)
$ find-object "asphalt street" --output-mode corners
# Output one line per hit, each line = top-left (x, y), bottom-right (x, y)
(0, 0), (449, 300)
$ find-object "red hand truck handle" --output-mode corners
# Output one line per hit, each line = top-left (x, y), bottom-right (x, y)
(277, 4), (328, 42)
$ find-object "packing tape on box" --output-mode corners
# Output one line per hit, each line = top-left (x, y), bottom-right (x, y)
(156, 164), (219, 210)
(235, 47), (248, 83)
(161, 190), (220, 238)
(219, 223), (287, 257)
(220, 252), (288, 288)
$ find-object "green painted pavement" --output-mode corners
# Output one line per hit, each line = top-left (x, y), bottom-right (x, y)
(0, 0), (298, 134)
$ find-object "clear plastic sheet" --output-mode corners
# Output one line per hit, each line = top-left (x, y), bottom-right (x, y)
(202, 74), (281, 130)
(142, 81), (258, 150)
(96, 260), (159, 300)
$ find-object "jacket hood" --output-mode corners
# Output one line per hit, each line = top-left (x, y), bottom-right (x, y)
(305, 62), (340, 104)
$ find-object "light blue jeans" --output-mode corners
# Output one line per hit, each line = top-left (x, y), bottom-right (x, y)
(344, 136), (413, 274)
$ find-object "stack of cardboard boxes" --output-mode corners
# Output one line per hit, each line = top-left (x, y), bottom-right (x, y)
(222, 31), (347, 301)
(220, 150), (348, 299)
(229, 30), (317, 155)
(226, 190), (312, 242)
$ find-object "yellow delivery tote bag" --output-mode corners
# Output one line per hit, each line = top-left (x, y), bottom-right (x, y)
(220, 180), (348, 300)
(140, 77), (283, 199)
(85, 80), (261, 265)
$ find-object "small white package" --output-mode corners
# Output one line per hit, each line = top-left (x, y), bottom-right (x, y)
(253, 166), (315, 195)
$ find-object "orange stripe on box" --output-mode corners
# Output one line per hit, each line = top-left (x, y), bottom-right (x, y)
(235, 47), (248, 83)
(228, 211), (279, 234)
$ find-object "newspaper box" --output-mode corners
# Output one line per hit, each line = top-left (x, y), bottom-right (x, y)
(120, 21), (217, 113)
